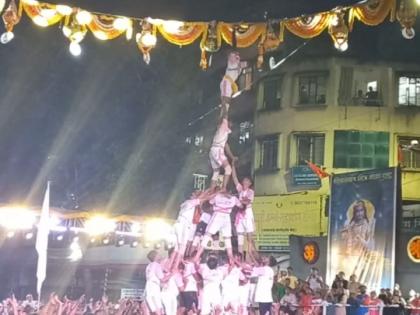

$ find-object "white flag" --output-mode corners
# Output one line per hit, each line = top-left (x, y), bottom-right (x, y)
(36, 181), (50, 298)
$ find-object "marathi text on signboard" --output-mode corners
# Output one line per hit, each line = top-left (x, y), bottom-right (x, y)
(253, 195), (327, 252)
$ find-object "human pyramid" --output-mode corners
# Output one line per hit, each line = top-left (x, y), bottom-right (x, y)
(144, 52), (274, 315)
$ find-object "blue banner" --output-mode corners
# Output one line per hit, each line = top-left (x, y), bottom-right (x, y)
(327, 168), (398, 290)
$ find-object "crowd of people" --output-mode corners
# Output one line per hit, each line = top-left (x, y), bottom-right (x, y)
(2, 269), (419, 315)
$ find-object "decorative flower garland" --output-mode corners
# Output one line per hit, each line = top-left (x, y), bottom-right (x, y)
(0, 0), (416, 67)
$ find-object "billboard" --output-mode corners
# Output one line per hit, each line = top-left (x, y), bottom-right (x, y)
(327, 168), (398, 290)
(253, 195), (327, 252)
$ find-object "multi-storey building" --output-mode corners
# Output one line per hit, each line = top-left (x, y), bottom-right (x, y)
(253, 56), (420, 202)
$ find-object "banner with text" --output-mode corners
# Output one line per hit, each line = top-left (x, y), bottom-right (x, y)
(253, 195), (327, 252)
(328, 168), (398, 290)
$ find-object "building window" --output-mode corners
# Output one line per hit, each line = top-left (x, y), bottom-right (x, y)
(194, 135), (204, 146)
(193, 174), (207, 191)
(398, 75), (420, 106)
(415, 217), (420, 228)
(398, 137), (420, 169)
(239, 121), (253, 144)
(258, 135), (279, 170)
(298, 73), (327, 105)
(402, 219), (411, 229)
(238, 66), (253, 91)
(352, 81), (381, 106)
(262, 76), (282, 110)
(295, 134), (325, 166)
(334, 131), (389, 168)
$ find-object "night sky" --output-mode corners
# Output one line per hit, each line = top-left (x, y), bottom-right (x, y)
(0, 0), (419, 217)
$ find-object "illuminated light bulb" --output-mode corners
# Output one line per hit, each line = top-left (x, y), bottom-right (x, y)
(69, 240), (82, 261)
(131, 222), (141, 233)
(62, 25), (71, 37)
(130, 240), (138, 248)
(6, 231), (15, 238)
(162, 20), (184, 33)
(126, 25), (133, 40)
(33, 15), (49, 27)
(402, 27), (415, 39)
(40, 8), (56, 19)
(113, 17), (130, 31)
(103, 237), (110, 245)
(75, 10), (92, 25)
(69, 41), (81, 56)
(25, 232), (34, 240)
(93, 30), (108, 40)
(139, 32), (157, 47)
(335, 41), (348, 52)
(56, 4), (72, 16)
(330, 15), (339, 27)
(56, 234), (64, 241)
(0, 31), (14, 44)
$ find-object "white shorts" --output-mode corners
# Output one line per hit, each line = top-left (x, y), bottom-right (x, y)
(239, 283), (251, 307)
(145, 282), (162, 313)
(174, 221), (196, 251)
(220, 77), (234, 99)
(161, 290), (178, 315)
(201, 285), (222, 315)
(235, 208), (255, 234)
(248, 283), (257, 307)
(206, 211), (232, 238)
(209, 146), (227, 170)
(222, 285), (240, 311)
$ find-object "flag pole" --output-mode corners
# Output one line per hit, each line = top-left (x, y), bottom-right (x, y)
(36, 181), (51, 310)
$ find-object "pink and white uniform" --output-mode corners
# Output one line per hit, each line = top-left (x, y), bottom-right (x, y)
(206, 193), (242, 238)
(145, 261), (165, 312)
(220, 51), (244, 99)
(199, 263), (225, 315)
(209, 118), (231, 171)
(161, 272), (183, 315)
(221, 265), (244, 312)
(235, 183), (255, 234)
(174, 198), (200, 253)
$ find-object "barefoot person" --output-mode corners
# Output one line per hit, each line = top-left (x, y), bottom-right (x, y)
(209, 104), (237, 191)
(144, 250), (172, 315)
(194, 190), (243, 264)
(232, 161), (256, 258)
(172, 190), (214, 270)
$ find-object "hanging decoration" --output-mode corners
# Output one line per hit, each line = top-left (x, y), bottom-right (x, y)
(22, 2), (63, 27)
(1, 0), (21, 44)
(155, 19), (206, 46)
(0, 0), (417, 66)
(349, 0), (396, 29)
(87, 14), (128, 40)
(284, 13), (331, 38)
(220, 23), (265, 47)
(136, 20), (157, 64)
(62, 15), (87, 56)
(257, 21), (283, 69)
(396, 0), (417, 39)
(328, 10), (350, 52)
(199, 21), (222, 70)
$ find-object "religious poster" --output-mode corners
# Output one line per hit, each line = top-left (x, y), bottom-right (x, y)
(253, 194), (327, 252)
(327, 168), (398, 290)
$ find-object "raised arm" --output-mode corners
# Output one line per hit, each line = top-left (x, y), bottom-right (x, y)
(224, 142), (237, 162)
(231, 161), (240, 188)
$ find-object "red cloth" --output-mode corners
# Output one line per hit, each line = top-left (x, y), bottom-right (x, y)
(305, 161), (330, 179)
